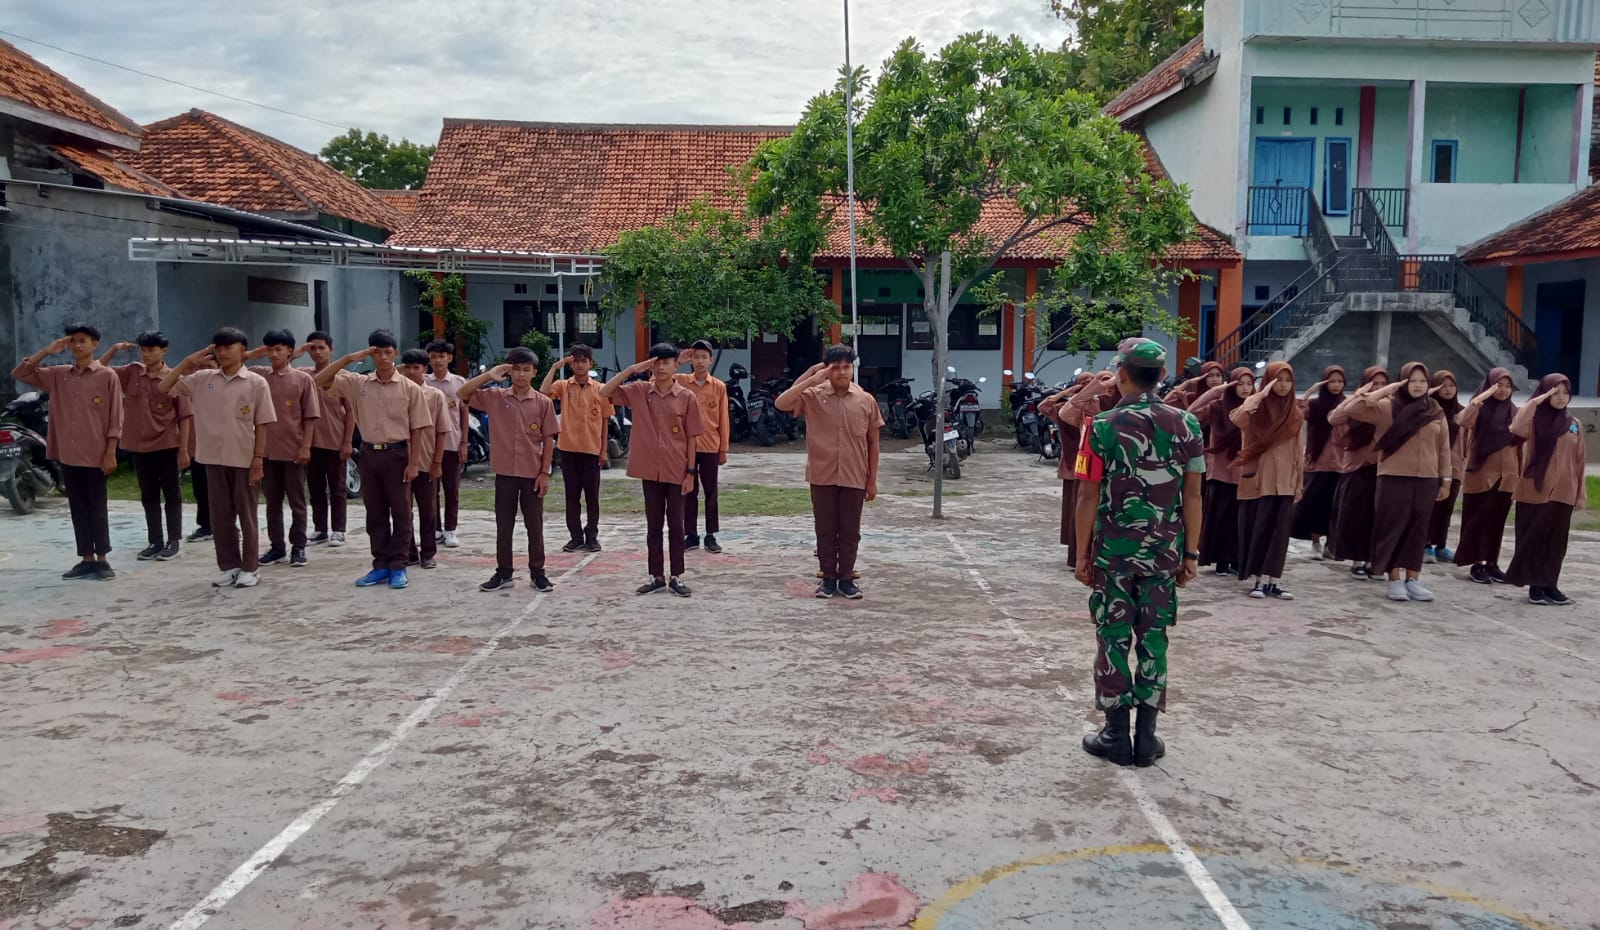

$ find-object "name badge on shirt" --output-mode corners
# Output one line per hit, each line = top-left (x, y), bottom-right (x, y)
(240, 405), (251, 416)
(92, 395), (104, 406)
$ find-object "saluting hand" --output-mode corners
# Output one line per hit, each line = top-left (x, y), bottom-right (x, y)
(43, 336), (72, 356)
(291, 344), (311, 359)
(244, 345), (271, 361)
(1530, 388), (1557, 406)
(488, 363), (513, 381)
(1470, 386), (1499, 405)
(109, 342), (137, 355)
(181, 345), (217, 370)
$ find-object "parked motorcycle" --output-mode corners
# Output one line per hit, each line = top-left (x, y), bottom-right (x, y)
(0, 392), (62, 514)
(747, 376), (802, 446)
(878, 376), (918, 439)
(726, 363), (752, 443)
(942, 367), (987, 455)
(594, 367), (637, 464)
(911, 390), (963, 479)
(1003, 369), (1049, 455)
(465, 409), (490, 473)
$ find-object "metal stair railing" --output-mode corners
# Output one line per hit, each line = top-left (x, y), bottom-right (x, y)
(1351, 187), (1408, 237)
(1205, 257), (1348, 370)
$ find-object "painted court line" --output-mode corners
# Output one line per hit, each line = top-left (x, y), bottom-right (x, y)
(166, 542), (610, 930)
(949, 534), (1254, 930)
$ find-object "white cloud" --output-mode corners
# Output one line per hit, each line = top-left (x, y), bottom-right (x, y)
(1, 0), (1067, 153)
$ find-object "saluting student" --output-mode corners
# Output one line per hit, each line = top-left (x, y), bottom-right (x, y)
(542, 343), (611, 553)
(1345, 361), (1453, 603)
(1039, 371), (1095, 566)
(161, 329), (277, 588)
(1327, 366), (1389, 578)
(1505, 374), (1587, 606)
(776, 344), (883, 600)
(1231, 361), (1304, 600)
(1187, 367), (1254, 576)
(184, 351), (218, 544)
(302, 332), (355, 547)
(677, 340), (731, 553)
(1289, 366), (1345, 559)
(316, 330), (434, 590)
(424, 339), (469, 549)
(1453, 367), (1520, 584)
(1161, 360), (1224, 410)
(11, 323), (124, 580)
(400, 349), (456, 570)
(1423, 370), (1465, 564)
(602, 343), (705, 597)
(100, 331), (191, 561)
(463, 348), (558, 592)
(250, 330), (321, 569)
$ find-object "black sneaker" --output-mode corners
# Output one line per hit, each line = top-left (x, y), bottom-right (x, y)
(1546, 587), (1573, 606)
(480, 571), (515, 592)
(419, 557), (437, 570)
(1350, 565), (1369, 579)
(684, 534), (701, 550)
(532, 574), (554, 592)
(1486, 565), (1509, 584)
(137, 544), (162, 561)
(561, 538), (583, 553)
(838, 579), (863, 600)
(668, 577), (692, 597)
(1470, 564), (1493, 585)
(309, 531), (330, 545)
(1248, 583), (1268, 599)
(62, 561), (97, 580)
(408, 551), (421, 566)
(290, 546), (307, 567)
(260, 545), (287, 565)
(704, 534), (722, 554)
(187, 527), (212, 542)
(1213, 563), (1234, 577)
(1528, 586), (1549, 605)
(156, 541), (180, 561)
(1269, 584), (1295, 600)
(92, 562), (116, 580)
(637, 577), (667, 595)
(584, 539), (603, 552)
(816, 578), (837, 598)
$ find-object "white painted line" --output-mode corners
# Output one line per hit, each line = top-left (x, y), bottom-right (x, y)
(954, 552), (1254, 930)
(167, 541), (610, 930)
(1456, 605), (1595, 666)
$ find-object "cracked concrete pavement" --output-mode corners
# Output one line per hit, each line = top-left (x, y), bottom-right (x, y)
(2, 439), (1597, 929)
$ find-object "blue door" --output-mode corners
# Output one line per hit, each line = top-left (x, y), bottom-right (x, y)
(1252, 138), (1315, 235)
(1534, 280), (1585, 382)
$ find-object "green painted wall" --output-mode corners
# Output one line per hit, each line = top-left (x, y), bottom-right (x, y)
(1248, 83), (1362, 213)
(1520, 84), (1573, 184)
(1370, 87), (1410, 188)
(1423, 85), (1520, 183)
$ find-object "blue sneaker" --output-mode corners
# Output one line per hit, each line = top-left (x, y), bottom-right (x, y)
(388, 568), (409, 589)
(356, 568), (391, 587)
(1424, 546), (1437, 564)
(1437, 546), (1454, 561)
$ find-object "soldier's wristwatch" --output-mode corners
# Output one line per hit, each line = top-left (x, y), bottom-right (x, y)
(1183, 551), (1200, 560)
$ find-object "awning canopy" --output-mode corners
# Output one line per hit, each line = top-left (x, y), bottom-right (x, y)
(127, 237), (605, 277)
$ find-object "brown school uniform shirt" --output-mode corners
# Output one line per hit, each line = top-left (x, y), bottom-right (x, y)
(618, 380), (704, 484)
(115, 363), (190, 453)
(424, 371), (468, 454)
(1299, 395), (1346, 474)
(545, 377), (612, 456)
(1186, 388), (1241, 484)
(413, 381), (458, 470)
(1456, 402), (1522, 495)
(1040, 395), (1077, 480)
(329, 371), (432, 445)
(796, 382), (883, 491)
(260, 365), (322, 461)
(173, 368), (277, 469)
(10, 360), (124, 467)
(1328, 397), (1381, 471)
(1230, 404), (1305, 500)
(1509, 405), (1587, 509)
(677, 373), (732, 454)
(311, 368), (356, 451)
(1345, 394), (1453, 480)
(467, 385), (558, 479)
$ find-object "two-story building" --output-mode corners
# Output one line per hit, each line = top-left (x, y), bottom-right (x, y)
(1115, 0), (1599, 390)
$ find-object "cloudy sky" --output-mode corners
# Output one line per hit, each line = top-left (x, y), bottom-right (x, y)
(3, 0), (1067, 154)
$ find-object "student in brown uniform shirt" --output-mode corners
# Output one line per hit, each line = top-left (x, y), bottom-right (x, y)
(1231, 361), (1305, 600)
(1039, 372), (1096, 565)
(601, 343), (705, 597)
(162, 328), (277, 588)
(677, 340), (732, 553)
(424, 339), (470, 548)
(1505, 374), (1587, 606)
(246, 330), (322, 569)
(100, 331), (191, 561)
(301, 332), (356, 547)
(464, 348), (560, 593)
(542, 343), (611, 553)
(777, 344), (883, 600)
(1187, 367), (1254, 575)
(11, 323), (124, 579)
(1423, 370), (1465, 564)
(183, 351), (218, 543)
(316, 329), (434, 590)
(1327, 366), (1389, 578)
(1453, 367), (1520, 584)
(1289, 366), (1345, 559)
(400, 349), (456, 570)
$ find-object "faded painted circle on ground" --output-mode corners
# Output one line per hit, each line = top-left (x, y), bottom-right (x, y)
(916, 848), (1559, 930)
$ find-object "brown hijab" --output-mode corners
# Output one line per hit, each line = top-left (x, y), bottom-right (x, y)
(1374, 361), (1445, 457)
(1468, 367), (1518, 472)
(1167, 361), (1224, 409)
(1236, 361), (1305, 467)
(1524, 374), (1575, 490)
(1205, 368), (1255, 457)
(1431, 370), (1463, 448)
(1340, 366), (1388, 451)
(1304, 364), (1346, 464)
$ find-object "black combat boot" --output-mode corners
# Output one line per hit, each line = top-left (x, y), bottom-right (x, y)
(1133, 705), (1166, 767)
(1082, 707), (1133, 766)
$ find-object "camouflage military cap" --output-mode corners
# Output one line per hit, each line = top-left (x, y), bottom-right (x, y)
(1116, 338), (1166, 369)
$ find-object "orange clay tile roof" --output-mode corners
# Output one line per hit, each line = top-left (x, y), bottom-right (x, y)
(50, 143), (181, 197)
(122, 109), (402, 233)
(1593, 51), (1599, 84)
(1103, 36), (1209, 120)
(395, 119), (1238, 265)
(0, 37), (142, 146)
(372, 189), (421, 217)
(1460, 182), (1600, 265)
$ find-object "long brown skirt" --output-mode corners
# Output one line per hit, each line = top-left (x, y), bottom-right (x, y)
(1238, 494), (1295, 579)
(1199, 479), (1238, 567)
(1330, 464), (1378, 563)
(1454, 484), (1513, 566)
(1290, 470), (1340, 540)
(1060, 479), (1078, 557)
(1369, 475), (1438, 575)
(1504, 501), (1573, 589)
(1426, 477), (1460, 549)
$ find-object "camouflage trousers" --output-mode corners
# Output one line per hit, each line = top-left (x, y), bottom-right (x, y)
(1089, 573), (1176, 711)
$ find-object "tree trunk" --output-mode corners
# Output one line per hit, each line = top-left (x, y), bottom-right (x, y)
(931, 252), (952, 518)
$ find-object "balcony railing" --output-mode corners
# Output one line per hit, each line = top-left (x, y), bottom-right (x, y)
(1247, 185), (1311, 236)
(1351, 187), (1408, 237)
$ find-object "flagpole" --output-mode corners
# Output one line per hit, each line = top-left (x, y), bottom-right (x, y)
(842, 0), (860, 379)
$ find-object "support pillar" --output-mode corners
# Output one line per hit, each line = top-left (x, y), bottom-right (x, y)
(1021, 268), (1039, 371)
(1216, 264), (1243, 364)
(1573, 82), (1594, 184)
(1001, 291), (1016, 379)
(1374, 311), (1393, 371)
(829, 268), (844, 346)
(634, 293), (650, 361)
(1357, 86), (1376, 188)
(1505, 265), (1525, 351)
(1178, 275), (1202, 363)
(1404, 79), (1427, 253)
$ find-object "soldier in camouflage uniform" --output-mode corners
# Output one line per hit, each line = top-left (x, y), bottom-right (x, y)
(1072, 339), (1206, 767)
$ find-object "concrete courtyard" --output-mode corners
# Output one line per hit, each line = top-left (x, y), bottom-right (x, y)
(2, 441), (1597, 930)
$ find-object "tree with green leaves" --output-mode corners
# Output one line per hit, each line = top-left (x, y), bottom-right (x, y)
(595, 199), (836, 366)
(407, 271), (490, 373)
(1051, 0), (1204, 104)
(321, 129), (435, 190)
(745, 32), (1195, 511)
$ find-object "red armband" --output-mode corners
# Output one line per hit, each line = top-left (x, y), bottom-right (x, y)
(1073, 422), (1103, 482)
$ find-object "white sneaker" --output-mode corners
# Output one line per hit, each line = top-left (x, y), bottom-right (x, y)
(1404, 579), (1434, 602)
(435, 529), (445, 542)
(212, 568), (241, 587)
(233, 570), (261, 588)
(1387, 580), (1410, 601)
(1311, 540), (1323, 560)
(329, 532), (346, 548)
(443, 531), (460, 548)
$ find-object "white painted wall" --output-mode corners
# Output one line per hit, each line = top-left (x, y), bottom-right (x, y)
(1412, 182), (1577, 254)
